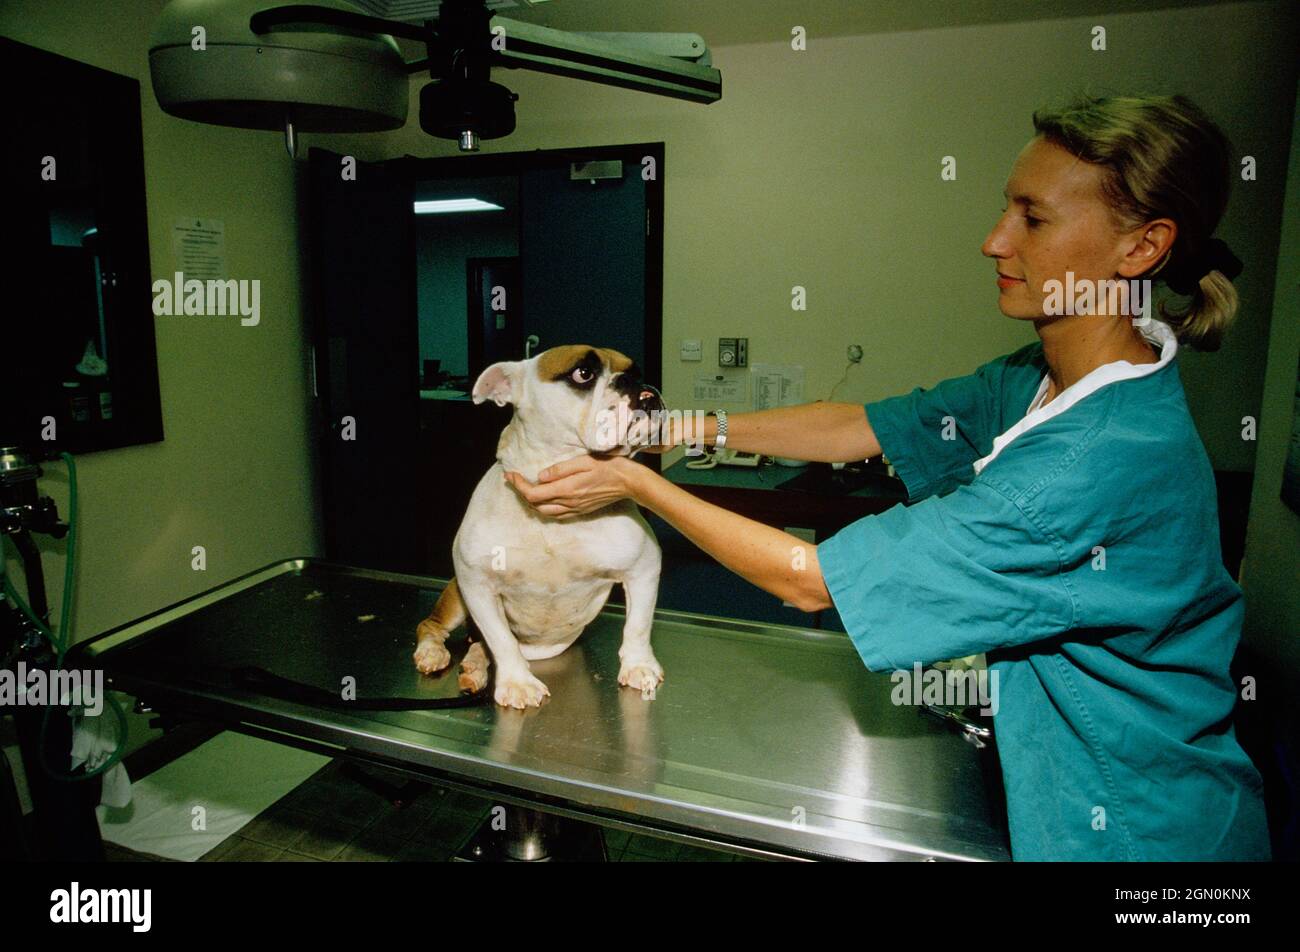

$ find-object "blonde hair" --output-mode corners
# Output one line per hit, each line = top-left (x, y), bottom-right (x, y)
(1032, 94), (1239, 351)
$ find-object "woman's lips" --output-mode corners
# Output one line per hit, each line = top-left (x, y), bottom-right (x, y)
(997, 274), (1025, 289)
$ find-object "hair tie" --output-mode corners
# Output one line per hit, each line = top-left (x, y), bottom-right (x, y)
(1205, 237), (1243, 281)
(1164, 237), (1242, 295)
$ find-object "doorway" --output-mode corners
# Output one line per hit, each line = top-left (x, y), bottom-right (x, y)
(309, 143), (664, 576)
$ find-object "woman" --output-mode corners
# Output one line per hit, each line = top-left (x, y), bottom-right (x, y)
(505, 94), (1270, 862)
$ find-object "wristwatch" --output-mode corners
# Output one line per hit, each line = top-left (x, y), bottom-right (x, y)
(708, 409), (728, 450)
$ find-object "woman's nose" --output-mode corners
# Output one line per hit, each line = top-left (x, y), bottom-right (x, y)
(981, 218), (1012, 259)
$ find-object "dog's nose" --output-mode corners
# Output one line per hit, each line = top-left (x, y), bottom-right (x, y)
(636, 384), (665, 414)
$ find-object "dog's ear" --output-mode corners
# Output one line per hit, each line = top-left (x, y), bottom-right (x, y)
(472, 361), (520, 407)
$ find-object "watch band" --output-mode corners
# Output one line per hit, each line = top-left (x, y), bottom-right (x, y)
(712, 409), (728, 450)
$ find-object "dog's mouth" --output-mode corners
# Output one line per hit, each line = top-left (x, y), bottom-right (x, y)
(622, 384), (666, 454)
(593, 382), (667, 455)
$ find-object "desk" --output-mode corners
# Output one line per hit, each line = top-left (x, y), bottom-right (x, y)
(77, 559), (1009, 862)
(663, 458), (908, 537)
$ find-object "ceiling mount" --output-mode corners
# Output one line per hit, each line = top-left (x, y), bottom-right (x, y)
(150, 0), (721, 155)
(415, 0), (515, 151)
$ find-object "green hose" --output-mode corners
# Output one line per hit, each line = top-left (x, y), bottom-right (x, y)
(2, 452), (129, 781)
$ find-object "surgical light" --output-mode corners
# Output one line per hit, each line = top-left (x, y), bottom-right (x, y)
(149, 0), (721, 156)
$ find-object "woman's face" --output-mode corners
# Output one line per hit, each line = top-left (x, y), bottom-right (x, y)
(981, 136), (1144, 321)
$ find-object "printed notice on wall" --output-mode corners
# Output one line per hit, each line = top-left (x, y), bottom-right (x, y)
(751, 364), (804, 411)
(172, 218), (227, 280)
(693, 375), (746, 403)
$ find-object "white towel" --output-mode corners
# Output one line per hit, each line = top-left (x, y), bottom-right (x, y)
(68, 699), (132, 809)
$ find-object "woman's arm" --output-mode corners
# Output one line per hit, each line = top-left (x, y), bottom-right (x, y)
(631, 465), (834, 612)
(505, 458), (834, 613)
(671, 402), (882, 463)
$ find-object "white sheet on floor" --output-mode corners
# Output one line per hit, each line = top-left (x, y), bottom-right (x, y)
(97, 731), (329, 861)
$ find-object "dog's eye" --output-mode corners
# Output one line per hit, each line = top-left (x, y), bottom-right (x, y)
(571, 367), (594, 384)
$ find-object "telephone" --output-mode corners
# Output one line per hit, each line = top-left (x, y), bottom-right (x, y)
(685, 447), (762, 470)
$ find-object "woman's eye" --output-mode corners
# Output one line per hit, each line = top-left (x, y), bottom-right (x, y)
(999, 205), (1042, 228)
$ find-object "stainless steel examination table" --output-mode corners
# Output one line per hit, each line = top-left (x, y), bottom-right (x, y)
(76, 559), (1011, 862)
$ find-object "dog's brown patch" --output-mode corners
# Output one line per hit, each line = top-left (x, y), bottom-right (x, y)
(537, 345), (632, 380)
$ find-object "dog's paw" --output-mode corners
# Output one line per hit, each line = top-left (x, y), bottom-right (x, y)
(494, 672), (550, 709)
(458, 648), (489, 693)
(413, 637), (451, 675)
(618, 657), (664, 697)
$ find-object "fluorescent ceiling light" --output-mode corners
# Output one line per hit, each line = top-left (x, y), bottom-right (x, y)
(413, 198), (505, 214)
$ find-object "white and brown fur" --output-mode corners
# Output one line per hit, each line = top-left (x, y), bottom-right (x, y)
(413, 345), (665, 709)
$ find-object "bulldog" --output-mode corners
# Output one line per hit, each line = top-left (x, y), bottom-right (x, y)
(413, 345), (667, 709)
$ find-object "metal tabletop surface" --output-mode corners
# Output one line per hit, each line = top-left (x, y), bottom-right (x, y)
(77, 559), (1010, 862)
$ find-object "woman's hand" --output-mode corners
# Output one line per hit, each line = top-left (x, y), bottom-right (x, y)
(636, 412), (682, 455)
(504, 455), (644, 518)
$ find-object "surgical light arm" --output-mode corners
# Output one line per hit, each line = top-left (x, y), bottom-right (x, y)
(247, 4), (722, 103)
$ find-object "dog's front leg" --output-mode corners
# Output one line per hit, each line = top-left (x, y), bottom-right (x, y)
(457, 580), (550, 709)
(413, 578), (466, 674)
(617, 558), (664, 699)
(457, 640), (490, 693)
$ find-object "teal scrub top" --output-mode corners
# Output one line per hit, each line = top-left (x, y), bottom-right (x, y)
(817, 333), (1270, 861)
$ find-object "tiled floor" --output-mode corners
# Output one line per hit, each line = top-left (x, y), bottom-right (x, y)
(101, 758), (749, 862)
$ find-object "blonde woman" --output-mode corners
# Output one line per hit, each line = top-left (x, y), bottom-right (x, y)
(506, 95), (1270, 861)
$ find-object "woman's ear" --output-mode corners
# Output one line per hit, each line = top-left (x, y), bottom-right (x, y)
(472, 362), (521, 407)
(1120, 217), (1178, 279)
